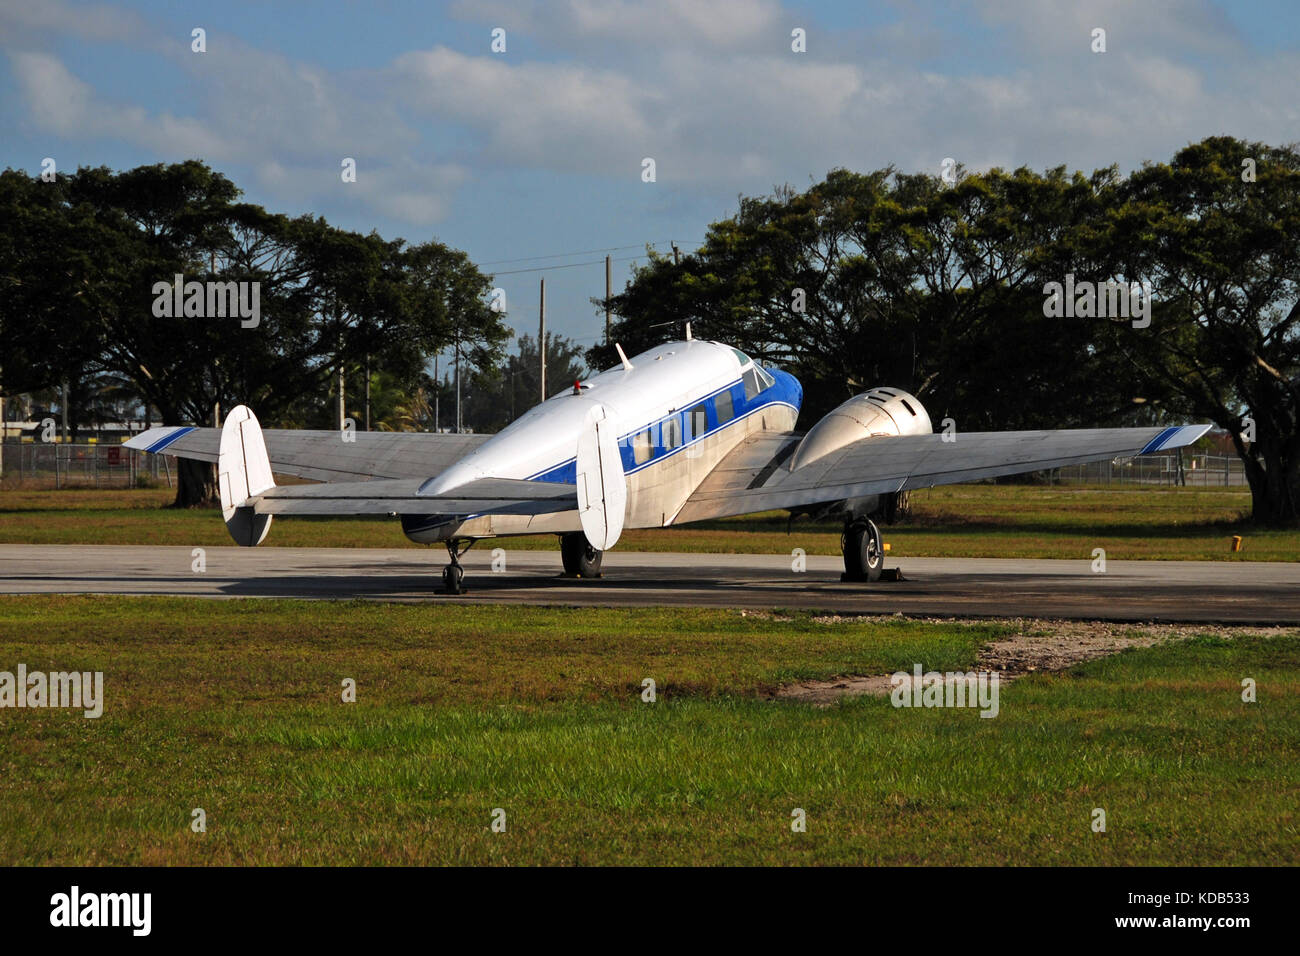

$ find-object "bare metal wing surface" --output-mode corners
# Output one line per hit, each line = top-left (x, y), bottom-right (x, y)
(124, 426), (490, 482)
(250, 477), (577, 516)
(675, 424), (1213, 523)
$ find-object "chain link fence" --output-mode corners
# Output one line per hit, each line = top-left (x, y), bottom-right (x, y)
(0, 442), (175, 489)
(1052, 452), (1247, 486)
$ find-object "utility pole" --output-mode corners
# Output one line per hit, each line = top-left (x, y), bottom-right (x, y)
(364, 354), (371, 431)
(455, 331), (461, 433)
(433, 351), (439, 432)
(605, 255), (611, 344)
(212, 251), (221, 429)
(62, 381), (69, 442)
(336, 354), (345, 431)
(539, 277), (547, 403)
(335, 302), (345, 432)
(0, 363), (6, 483)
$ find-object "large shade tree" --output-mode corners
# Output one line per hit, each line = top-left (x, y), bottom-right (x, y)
(595, 138), (1299, 525)
(595, 165), (1139, 429)
(1, 161), (509, 505)
(1106, 137), (1300, 526)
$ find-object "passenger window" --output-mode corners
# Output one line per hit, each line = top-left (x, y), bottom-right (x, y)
(687, 403), (708, 440)
(633, 428), (654, 464)
(714, 389), (734, 424)
(661, 417), (681, 450)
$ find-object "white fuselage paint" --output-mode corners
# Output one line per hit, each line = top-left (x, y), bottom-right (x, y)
(403, 340), (800, 543)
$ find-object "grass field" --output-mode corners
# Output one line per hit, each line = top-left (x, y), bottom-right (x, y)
(0, 596), (1295, 865)
(2, 484), (1297, 560)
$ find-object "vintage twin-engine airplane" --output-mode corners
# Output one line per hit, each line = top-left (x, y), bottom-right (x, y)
(126, 334), (1210, 593)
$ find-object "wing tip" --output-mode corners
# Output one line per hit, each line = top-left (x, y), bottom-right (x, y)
(1140, 423), (1213, 455)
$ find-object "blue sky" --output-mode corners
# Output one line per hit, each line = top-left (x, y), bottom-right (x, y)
(3, 0), (1299, 363)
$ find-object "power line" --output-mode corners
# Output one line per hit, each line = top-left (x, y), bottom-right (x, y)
(479, 240), (704, 269)
(478, 243), (647, 266)
(491, 253), (647, 276)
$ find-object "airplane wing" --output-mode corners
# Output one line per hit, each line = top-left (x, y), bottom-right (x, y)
(124, 425), (490, 482)
(248, 477), (577, 516)
(674, 424), (1213, 523)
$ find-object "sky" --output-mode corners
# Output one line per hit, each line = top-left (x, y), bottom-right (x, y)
(3, 0), (1298, 364)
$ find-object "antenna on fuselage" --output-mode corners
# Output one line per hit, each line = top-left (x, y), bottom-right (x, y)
(615, 343), (634, 371)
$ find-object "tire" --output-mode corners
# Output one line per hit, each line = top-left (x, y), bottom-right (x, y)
(442, 564), (465, 594)
(843, 519), (883, 582)
(560, 532), (603, 577)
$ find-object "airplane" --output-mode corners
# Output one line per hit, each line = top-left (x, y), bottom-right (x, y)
(126, 332), (1211, 593)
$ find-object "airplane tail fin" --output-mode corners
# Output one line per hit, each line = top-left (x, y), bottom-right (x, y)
(218, 405), (275, 546)
(575, 404), (626, 550)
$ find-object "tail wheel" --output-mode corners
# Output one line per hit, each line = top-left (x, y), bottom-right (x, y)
(560, 532), (603, 577)
(842, 519), (883, 582)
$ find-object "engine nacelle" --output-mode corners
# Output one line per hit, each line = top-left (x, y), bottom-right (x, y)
(789, 387), (932, 472)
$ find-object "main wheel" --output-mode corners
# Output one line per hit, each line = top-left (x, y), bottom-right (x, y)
(843, 519), (883, 582)
(442, 564), (465, 594)
(560, 532), (603, 577)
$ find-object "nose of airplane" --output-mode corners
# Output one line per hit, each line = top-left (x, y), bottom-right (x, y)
(769, 367), (803, 410)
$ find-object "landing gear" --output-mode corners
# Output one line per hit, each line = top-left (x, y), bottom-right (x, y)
(560, 532), (603, 578)
(841, 518), (884, 583)
(441, 539), (474, 594)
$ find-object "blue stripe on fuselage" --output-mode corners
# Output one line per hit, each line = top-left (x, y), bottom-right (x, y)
(400, 366), (803, 533)
(527, 365), (803, 484)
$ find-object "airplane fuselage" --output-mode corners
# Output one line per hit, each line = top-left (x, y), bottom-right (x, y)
(401, 340), (802, 542)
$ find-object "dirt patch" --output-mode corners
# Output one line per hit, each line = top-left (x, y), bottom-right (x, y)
(776, 616), (1296, 706)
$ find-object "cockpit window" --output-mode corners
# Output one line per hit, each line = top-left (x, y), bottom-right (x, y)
(741, 364), (776, 399)
(731, 348), (752, 367)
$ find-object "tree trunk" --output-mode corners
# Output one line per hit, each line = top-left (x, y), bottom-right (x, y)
(173, 455), (218, 508)
(1242, 441), (1300, 528)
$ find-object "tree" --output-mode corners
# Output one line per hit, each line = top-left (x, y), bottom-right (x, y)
(460, 333), (587, 433)
(1106, 137), (1300, 526)
(595, 165), (1138, 429)
(0, 170), (112, 399)
(37, 161), (510, 505)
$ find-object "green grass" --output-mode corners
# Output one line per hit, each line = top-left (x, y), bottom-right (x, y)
(2, 484), (1297, 560)
(0, 596), (1294, 865)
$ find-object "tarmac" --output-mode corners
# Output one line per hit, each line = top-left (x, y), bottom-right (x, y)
(2, 544), (1298, 623)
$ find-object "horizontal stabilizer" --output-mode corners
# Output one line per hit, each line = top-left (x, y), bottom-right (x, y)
(250, 477), (577, 517)
(125, 425), (489, 482)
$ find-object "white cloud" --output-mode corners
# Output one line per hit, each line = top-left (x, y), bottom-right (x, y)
(255, 158), (468, 226)
(10, 52), (228, 157)
(392, 47), (659, 174)
(6, 0), (1300, 223)
(449, 0), (785, 51)
(0, 0), (150, 46)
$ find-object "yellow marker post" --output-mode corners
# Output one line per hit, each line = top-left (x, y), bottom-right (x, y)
(1231, 535), (1243, 553)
